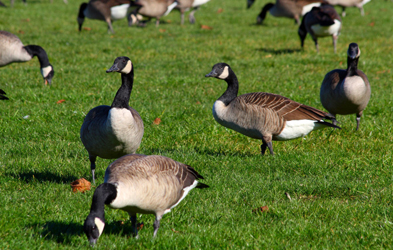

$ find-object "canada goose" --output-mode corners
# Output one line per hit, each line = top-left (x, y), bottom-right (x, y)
(0, 1), (6, 7)
(175, 0), (211, 25)
(128, 0), (178, 27)
(0, 31), (54, 85)
(298, 4), (342, 53)
(0, 89), (8, 100)
(205, 63), (340, 155)
(320, 43), (371, 130)
(80, 56), (144, 184)
(83, 154), (209, 245)
(255, 0), (325, 25)
(78, 0), (135, 33)
(325, 0), (371, 16)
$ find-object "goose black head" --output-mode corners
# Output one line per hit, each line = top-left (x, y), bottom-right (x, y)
(347, 43), (360, 59)
(83, 215), (105, 246)
(205, 63), (231, 80)
(106, 56), (133, 74)
(247, 0), (255, 8)
(41, 64), (54, 85)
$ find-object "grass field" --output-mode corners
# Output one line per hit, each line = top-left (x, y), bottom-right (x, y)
(1, 0), (393, 248)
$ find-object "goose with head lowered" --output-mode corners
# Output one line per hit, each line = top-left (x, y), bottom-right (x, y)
(80, 56), (144, 184)
(205, 63), (340, 155)
(0, 89), (8, 100)
(83, 154), (209, 245)
(320, 43), (371, 130)
(298, 4), (342, 53)
(253, 0), (325, 25)
(78, 0), (137, 33)
(174, 0), (211, 25)
(0, 31), (54, 85)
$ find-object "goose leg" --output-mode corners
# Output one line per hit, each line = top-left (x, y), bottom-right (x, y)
(155, 18), (160, 27)
(189, 7), (198, 24)
(261, 136), (274, 156)
(106, 18), (115, 33)
(356, 111), (362, 130)
(130, 214), (139, 238)
(180, 10), (185, 25)
(153, 215), (162, 237)
(332, 35), (338, 53)
(341, 7), (346, 17)
(89, 155), (97, 184)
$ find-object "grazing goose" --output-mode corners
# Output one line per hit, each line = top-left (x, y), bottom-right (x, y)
(320, 43), (371, 130)
(205, 63), (340, 155)
(0, 89), (8, 100)
(128, 0), (178, 27)
(325, 0), (371, 16)
(0, 31), (54, 85)
(78, 0), (135, 33)
(175, 0), (211, 25)
(255, 0), (325, 25)
(83, 154), (209, 244)
(298, 4), (342, 53)
(80, 56), (144, 184)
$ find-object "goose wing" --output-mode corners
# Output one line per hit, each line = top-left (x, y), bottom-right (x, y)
(239, 92), (334, 121)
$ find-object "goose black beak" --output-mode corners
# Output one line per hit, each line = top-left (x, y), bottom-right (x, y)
(106, 64), (119, 73)
(205, 70), (217, 78)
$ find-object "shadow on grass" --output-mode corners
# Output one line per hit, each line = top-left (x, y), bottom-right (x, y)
(36, 220), (135, 244)
(256, 48), (302, 55)
(144, 147), (258, 158)
(7, 171), (78, 184)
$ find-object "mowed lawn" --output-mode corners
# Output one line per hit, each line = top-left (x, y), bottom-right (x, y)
(0, 0), (392, 248)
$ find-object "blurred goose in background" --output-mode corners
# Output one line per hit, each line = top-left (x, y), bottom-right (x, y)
(83, 154), (209, 245)
(0, 31), (54, 85)
(80, 57), (144, 184)
(128, 0), (178, 27)
(205, 63), (340, 155)
(0, 89), (8, 100)
(0, 1), (6, 6)
(298, 4), (342, 53)
(325, 0), (371, 16)
(78, 0), (135, 33)
(320, 43), (371, 130)
(175, 0), (211, 24)
(253, 0), (325, 25)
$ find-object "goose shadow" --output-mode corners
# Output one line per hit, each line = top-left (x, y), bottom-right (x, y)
(256, 48), (302, 55)
(35, 220), (136, 244)
(6, 171), (78, 184)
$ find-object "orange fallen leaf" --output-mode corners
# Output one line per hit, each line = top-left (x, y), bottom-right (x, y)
(153, 117), (161, 125)
(71, 178), (91, 193)
(18, 30), (25, 34)
(376, 70), (386, 74)
(201, 25), (213, 30)
(299, 86), (301, 90)
(171, 228), (181, 233)
(83, 27), (91, 31)
(137, 222), (144, 230)
(196, 101), (201, 104)
(159, 29), (166, 33)
(265, 54), (272, 58)
(166, 19), (172, 23)
(21, 18), (30, 22)
(252, 205), (269, 213)
(217, 8), (223, 13)
(339, 61), (343, 65)
(56, 99), (65, 104)
(368, 22), (375, 27)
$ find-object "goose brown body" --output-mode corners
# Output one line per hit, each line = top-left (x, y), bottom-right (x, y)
(320, 43), (370, 130)
(175, 0), (211, 24)
(206, 63), (339, 155)
(83, 154), (208, 245)
(128, 0), (177, 26)
(325, 0), (371, 16)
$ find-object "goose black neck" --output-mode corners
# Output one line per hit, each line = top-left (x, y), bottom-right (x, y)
(346, 56), (359, 77)
(258, 3), (274, 21)
(111, 70), (134, 109)
(24, 45), (50, 68)
(218, 69), (239, 106)
(89, 183), (117, 219)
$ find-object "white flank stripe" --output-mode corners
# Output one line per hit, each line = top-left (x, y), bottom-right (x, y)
(302, 3), (321, 16)
(111, 4), (130, 20)
(164, 1), (178, 16)
(166, 180), (199, 214)
(192, 0), (210, 7)
(274, 119), (324, 141)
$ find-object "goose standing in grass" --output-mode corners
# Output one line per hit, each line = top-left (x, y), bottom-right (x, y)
(320, 43), (371, 130)
(205, 63), (340, 155)
(128, 0), (178, 27)
(298, 4), (342, 53)
(0, 31), (54, 85)
(80, 57), (144, 184)
(252, 0), (325, 25)
(0, 89), (8, 100)
(78, 0), (135, 33)
(325, 0), (371, 16)
(83, 154), (209, 245)
(174, 0), (211, 25)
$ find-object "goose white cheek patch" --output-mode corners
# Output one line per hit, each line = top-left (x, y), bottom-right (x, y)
(41, 66), (52, 78)
(94, 217), (105, 237)
(218, 66), (229, 79)
(120, 60), (132, 74)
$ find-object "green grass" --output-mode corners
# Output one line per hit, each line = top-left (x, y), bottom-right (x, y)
(1, 0), (393, 248)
